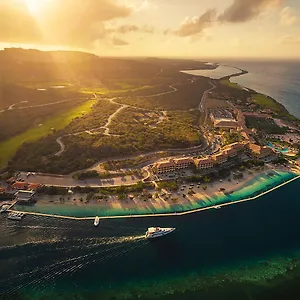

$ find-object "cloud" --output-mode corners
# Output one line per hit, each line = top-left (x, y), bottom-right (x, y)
(0, 0), (133, 47)
(219, 0), (284, 23)
(280, 7), (298, 26)
(172, 0), (285, 39)
(280, 35), (300, 44)
(114, 24), (154, 34)
(0, 1), (41, 43)
(174, 9), (217, 37)
(112, 37), (129, 46)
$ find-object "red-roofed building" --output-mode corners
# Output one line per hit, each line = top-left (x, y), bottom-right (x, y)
(12, 181), (28, 190)
(27, 183), (41, 191)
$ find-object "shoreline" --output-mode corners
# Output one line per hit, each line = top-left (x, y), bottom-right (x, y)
(8, 169), (300, 220)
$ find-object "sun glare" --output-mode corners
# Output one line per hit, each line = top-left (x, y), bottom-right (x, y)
(24, 0), (48, 14)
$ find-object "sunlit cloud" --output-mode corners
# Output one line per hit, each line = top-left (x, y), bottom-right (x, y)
(280, 7), (298, 26)
(219, 0), (285, 23)
(174, 9), (217, 37)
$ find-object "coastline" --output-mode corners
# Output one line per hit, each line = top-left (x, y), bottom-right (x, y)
(4, 62), (300, 221)
(10, 166), (300, 219)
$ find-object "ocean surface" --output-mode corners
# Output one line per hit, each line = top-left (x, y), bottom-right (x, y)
(1, 60), (300, 300)
(187, 59), (300, 119)
(1, 178), (300, 300)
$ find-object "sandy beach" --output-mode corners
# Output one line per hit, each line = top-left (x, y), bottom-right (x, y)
(13, 163), (300, 218)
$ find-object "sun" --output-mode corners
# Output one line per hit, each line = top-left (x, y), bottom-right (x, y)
(24, 0), (49, 14)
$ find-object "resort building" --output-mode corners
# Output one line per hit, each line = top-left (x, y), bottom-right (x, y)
(155, 160), (176, 174)
(15, 190), (35, 204)
(248, 144), (274, 159)
(224, 147), (238, 158)
(213, 153), (228, 165)
(210, 108), (239, 129)
(174, 157), (194, 169)
(195, 157), (215, 170)
(213, 120), (239, 129)
(155, 157), (194, 174)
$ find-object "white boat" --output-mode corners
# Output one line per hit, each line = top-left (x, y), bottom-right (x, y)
(7, 212), (24, 221)
(214, 205), (222, 209)
(145, 227), (175, 239)
(94, 216), (100, 227)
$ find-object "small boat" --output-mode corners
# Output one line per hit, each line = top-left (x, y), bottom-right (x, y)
(7, 212), (24, 220)
(214, 205), (222, 209)
(145, 227), (175, 239)
(94, 216), (100, 227)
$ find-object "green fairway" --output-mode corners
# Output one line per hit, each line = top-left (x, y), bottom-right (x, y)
(220, 78), (243, 90)
(80, 85), (152, 94)
(251, 94), (283, 113)
(0, 100), (96, 168)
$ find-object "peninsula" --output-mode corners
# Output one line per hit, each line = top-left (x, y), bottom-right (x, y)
(1, 49), (300, 219)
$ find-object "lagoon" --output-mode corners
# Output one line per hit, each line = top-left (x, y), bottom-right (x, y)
(181, 65), (240, 79)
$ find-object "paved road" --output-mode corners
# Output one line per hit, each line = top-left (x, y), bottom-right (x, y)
(19, 172), (141, 188)
(199, 82), (216, 113)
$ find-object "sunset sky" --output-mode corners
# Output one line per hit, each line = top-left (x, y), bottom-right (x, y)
(1, 0), (300, 58)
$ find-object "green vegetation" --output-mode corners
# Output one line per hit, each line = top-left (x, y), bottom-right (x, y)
(64, 99), (118, 134)
(9, 106), (202, 173)
(157, 180), (178, 191)
(223, 132), (244, 145)
(37, 182), (154, 196)
(0, 100), (96, 168)
(0, 98), (86, 142)
(80, 85), (152, 95)
(220, 79), (243, 90)
(72, 170), (100, 180)
(117, 78), (211, 110)
(251, 94), (297, 120)
(37, 185), (68, 195)
(72, 169), (141, 180)
(245, 116), (288, 134)
(103, 153), (168, 171)
(251, 94), (282, 113)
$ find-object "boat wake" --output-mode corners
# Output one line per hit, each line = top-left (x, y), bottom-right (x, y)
(0, 233), (148, 299)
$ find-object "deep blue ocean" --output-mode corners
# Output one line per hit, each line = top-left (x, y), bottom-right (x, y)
(1, 60), (300, 300)
(228, 60), (300, 119)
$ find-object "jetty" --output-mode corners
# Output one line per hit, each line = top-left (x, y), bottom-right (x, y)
(6, 175), (300, 221)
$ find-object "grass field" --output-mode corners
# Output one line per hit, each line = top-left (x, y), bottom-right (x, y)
(17, 82), (74, 89)
(0, 99), (96, 168)
(80, 85), (152, 95)
(251, 94), (283, 113)
(220, 79), (243, 90)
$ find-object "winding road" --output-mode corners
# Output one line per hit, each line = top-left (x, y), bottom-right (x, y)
(54, 79), (212, 157)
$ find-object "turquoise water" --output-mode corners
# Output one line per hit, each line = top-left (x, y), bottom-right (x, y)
(2, 178), (300, 300)
(267, 142), (289, 153)
(15, 171), (297, 218)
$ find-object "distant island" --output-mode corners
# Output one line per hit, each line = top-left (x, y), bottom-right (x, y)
(0, 48), (300, 219)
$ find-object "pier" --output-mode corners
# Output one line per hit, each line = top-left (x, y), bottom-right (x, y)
(5, 175), (300, 221)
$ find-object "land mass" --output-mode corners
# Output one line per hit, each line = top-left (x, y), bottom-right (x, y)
(1, 48), (300, 218)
